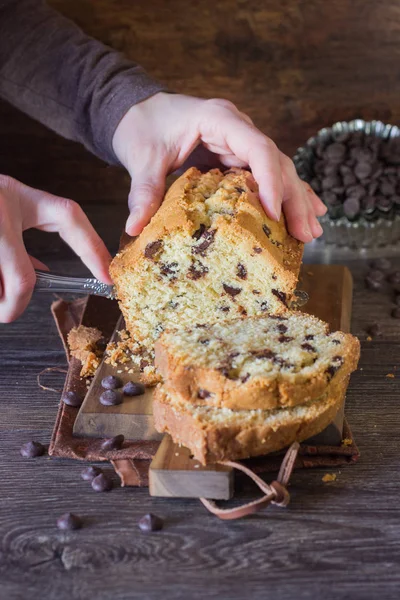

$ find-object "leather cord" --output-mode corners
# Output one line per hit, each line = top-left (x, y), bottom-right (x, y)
(200, 441), (300, 520)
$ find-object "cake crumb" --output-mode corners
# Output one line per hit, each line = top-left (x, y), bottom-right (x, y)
(342, 438), (353, 446)
(386, 373), (395, 378)
(366, 336), (372, 342)
(67, 325), (103, 377)
(322, 473), (337, 483)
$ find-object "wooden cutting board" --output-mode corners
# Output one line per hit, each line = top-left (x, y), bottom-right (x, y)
(74, 264), (353, 499)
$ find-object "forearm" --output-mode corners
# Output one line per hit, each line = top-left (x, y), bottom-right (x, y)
(0, 0), (166, 163)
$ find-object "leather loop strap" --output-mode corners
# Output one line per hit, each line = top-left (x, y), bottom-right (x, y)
(200, 441), (300, 520)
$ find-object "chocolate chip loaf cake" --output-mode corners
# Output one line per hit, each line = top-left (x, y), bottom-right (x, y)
(153, 378), (347, 465)
(155, 312), (360, 410)
(110, 168), (303, 382)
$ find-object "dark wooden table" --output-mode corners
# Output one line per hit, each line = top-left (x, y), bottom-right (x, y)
(1, 1), (400, 599)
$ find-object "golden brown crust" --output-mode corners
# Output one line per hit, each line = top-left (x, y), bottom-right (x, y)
(153, 380), (347, 465)
(155, 321), (360, 410)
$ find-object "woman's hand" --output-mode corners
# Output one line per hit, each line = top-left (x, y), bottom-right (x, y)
(112, 92), (326, 242)
(0, 175), (112, 323)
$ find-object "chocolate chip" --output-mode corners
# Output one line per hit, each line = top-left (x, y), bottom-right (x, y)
(370, 258), (391, 271)
(272, 289), (287, 306)
(160, 262), (178, 279)
(91, 473), (113, 492)
(355, 162), (372, 180)
(253, 246), (263, 253)
(236, 263), (247, 280)
(220, 306), (230, 312)
(241, 373), (251, 383)
(260, 301), (269, 311)
(343, 197), (360, 220)
(278, 335), (294, 343)
(251, 349), (276, 359)
(325, 143), (347, 162)
(346, 185), (365, 202)
(139, 359), (149, 371)
(99, 390), (123, 406)
(380, 181), (396, 196)
(365, 269), (385, 290)
(262, 224), (271, 238)
(277, 324), (288, 333)
(252, 290), (261, 295)
(343, 173), (357, 187)
(123, 381), (145, 396)
(81, 466), (102, 481)
(268, 315), (288, 320)
(365, 323), (381, 337)
(101, 376), (122, 390)
(235, 186), (245, 194)
(192, 224), (206, 240)
(305, 334), (314, 341)
(391, 307), (400, 319)
(322, 175), (342, 190)
(331, 339), (341, 345)
(62, 391), (83, 407)
(187, 260), (209, 280)
(138, 513), (164, 532)
(377, 196), (393, 214)
(200, 339), (210, 346)
(20, 441), (45, 458)
(144, 240), (163, 259)
(101, 435), (125, 451)
(57, 513), (82, 531)
(301, 343), (316, 352)
(197, 389), (211, 399)
(192, 228), (216, 256)
(223, 283), (242, 297)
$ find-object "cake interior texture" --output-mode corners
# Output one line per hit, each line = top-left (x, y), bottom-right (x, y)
(110, 168), (303, 379)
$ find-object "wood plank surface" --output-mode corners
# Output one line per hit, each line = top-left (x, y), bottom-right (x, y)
(2, 1), (400, 599)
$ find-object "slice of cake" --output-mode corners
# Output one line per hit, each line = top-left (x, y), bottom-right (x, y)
(155, 312), (360, 410)
(153, 379), (347, 465)
(110, 167), (304, 382)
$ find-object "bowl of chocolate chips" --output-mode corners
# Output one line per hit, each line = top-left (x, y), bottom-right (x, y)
(293, 119), (400, 248)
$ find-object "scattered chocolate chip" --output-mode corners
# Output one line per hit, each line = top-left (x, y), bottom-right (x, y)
(236, 263), (247, 280)
(197, 389), (211, 399)
(81, 466), (102, 481)
(272, 289), (287, 306)
(354, 162), (372, 180)
(20, 441), (45, 458)
(144, 240), (163, 259)
(192, 228), (216, 256)
(91, 473), (113, 492)
(123, 381), (145, 396)
(325, 142), (347, 162)
(278, 335), (294, 343)
(138, 513), (164, 532)
(187, 260), (209, 280)
(262, 224), (271, 238)
(101, 376), (122, 390)
(365, 269), (385, 291)
(57, 513), (82, 531)
(365, 323), (381, 337)
(223, 283), (242, 297)
(62, 391), (83, 407)
(101, 435), (125, 451)
(99, 390), (123, 406)
(253, 247), (263, 254)
(301, 343), (316, 352)
(391, 307), (400, 319)
(305, 334), (314, 341)
(192, 224), (206, 240)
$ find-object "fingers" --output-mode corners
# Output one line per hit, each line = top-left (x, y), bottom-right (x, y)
(125, 155), (168, 236)
(0, 227), (36, 323)
(302, 181), (327, 217)
(17, 184), (113, 284)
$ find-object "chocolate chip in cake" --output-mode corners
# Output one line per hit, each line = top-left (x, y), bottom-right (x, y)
(326, 356), (344, 380)
(252, 349), (276, 360)
(262, 224), (271, 238)
(81, 466), (102, 481)
(391, 307), (400, 319)
(253, 246), (263, 253)
(272, 289), (287, 306)
(252, 290), (261, 295)
(235, 186), (245, 194)
(62, 391), (83, 407)
(160, 262), (179, 279)
(223, 283), (242, 297)
(331, 339), (341, 345)
(241, 373), (251, 383)
(101, 376), (122, 390)
(279, 335), (294, 343)
(219, 306), (230, 312)
(192, 228), (216, 256)
(138, 513), (164, 532)
(260, 301), (269, 311)
(197, 389), (211, 399)
(101, 435), (125, 451)
(272, 274), (277, 280)
(57, 513), (82, 531)
(305, 334), (315, 341)
(99, 390), (123, 406)
(187, 260), (209, 280)
(366, 323), (381, 337)
(268, 315), (288, 320)
(123, 381), (145, 396)
(365, 269), (385, 291)
(20, 441), (46, 458)
(277, 324), (288, 333)
(91, 473), (113, 492)
(192, 224), (206, 240)
(236, 263), (247, 280)
(144, 240), (163, 259)
(238, 306), (248, 316)
(301, 342), (316, 352)
(200, 338), (210, 345)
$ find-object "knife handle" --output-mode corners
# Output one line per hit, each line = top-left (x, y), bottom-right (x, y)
(34, 270), (116, 299)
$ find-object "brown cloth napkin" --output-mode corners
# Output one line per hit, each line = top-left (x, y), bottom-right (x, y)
(49, 296), (359, 487)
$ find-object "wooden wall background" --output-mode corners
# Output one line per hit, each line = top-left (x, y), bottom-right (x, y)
(1, 0), (400, 260)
